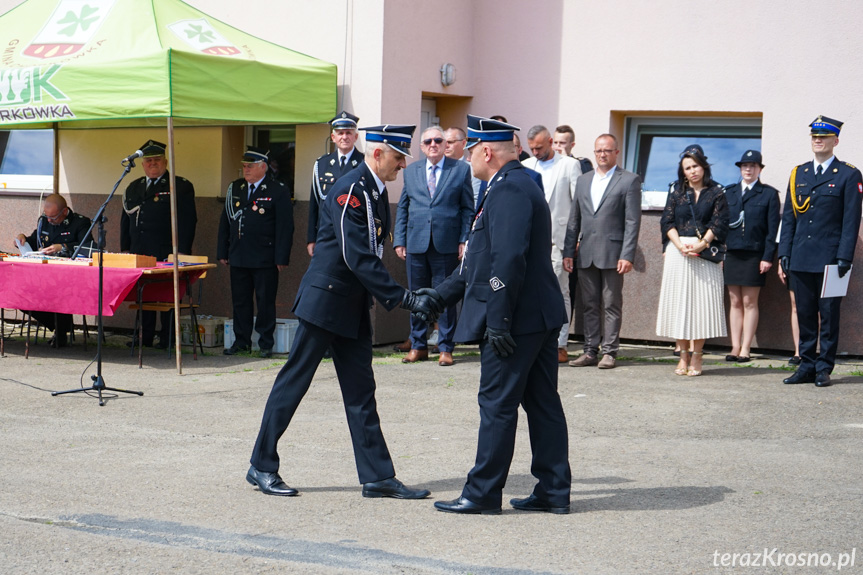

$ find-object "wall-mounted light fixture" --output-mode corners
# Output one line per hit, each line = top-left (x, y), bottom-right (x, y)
(440, 63), (456, 86)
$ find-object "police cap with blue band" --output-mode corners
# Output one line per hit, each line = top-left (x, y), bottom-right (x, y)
(360, 124), (415, 156)
(810, 115), (842, 136)
(242, 145), (269, 163)
(465, 114), (519, 150)
(331, 111), (359, 130)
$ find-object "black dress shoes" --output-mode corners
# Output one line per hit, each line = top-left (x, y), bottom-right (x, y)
(510, 493), (570, 514)
(815, 371), (832, 387)
(788, 355), (802, 365)
(362, 477), (430, 499)
(259, 348), (273, 359)
(48, 335), (69, 348)
(224, 344), (251, 356)
(434, 496), (501, 515)
(783, 370), (816, 384)
(725, 354), (738, 362)
(246, 465), (298, 496)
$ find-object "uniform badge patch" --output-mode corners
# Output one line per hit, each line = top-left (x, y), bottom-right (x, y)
(859, 183), (862, 194)
(489, 277), (505, 291)
(337, 194), (362, 208)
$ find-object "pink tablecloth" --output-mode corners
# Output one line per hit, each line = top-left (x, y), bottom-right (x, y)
(0, 261), (195, 316)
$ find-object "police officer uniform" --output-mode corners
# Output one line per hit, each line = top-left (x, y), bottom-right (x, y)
(217, 146), (294, 355)
(432, 115), (571, 514)
(120, 139), (197, 346)
(24, 208), (95, 346)
(247, 125), (434, 499)
(778, 116), (863, 386)
(307, 111), (364, 245)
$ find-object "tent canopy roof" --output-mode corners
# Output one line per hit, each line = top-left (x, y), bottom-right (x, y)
(0, 0), (337, 128)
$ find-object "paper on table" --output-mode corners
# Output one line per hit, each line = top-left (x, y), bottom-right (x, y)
(821, 264), (852, 298)
(15, 239), (36, 255)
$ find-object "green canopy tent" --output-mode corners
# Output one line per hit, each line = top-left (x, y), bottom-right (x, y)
(0, 0), (337, 371)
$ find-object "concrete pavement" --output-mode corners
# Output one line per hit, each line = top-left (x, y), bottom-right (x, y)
(1, 335), (861, 574)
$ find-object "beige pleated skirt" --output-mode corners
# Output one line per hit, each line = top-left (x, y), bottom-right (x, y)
(656, 237), (727, 340)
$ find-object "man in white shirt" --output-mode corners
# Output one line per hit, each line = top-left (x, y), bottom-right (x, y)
(522, 125), (582, 363)
(563, 134), (642, 369)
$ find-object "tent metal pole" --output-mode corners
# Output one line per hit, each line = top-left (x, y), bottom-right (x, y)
(167, 117), (183, 375)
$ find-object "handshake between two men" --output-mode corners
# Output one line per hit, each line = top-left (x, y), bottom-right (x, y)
(400, 288), (517, 358)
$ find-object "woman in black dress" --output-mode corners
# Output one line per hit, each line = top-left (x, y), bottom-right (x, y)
(723, 150), (780, 362)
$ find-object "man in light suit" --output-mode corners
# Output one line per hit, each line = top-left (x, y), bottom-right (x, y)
(523, 125), (582, 363)
(394, 126), (474, 366)
(563, 134), (642, 369)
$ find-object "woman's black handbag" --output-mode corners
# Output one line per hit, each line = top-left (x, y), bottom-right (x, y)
(687, 192), (726, 264)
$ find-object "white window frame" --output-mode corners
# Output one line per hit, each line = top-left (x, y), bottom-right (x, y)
(623, 116), (762, 209)
(0, 129), (54, 194)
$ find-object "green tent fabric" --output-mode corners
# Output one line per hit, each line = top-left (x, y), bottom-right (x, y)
(0, 0), (337, 128)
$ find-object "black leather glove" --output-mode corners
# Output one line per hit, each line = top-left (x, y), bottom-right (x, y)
(780, 256), (791, 273)
(837, 259), (852, 278)
(415, 287), (445, 314)
(401, 290), (439, 323)
(484, 326), (516, 357)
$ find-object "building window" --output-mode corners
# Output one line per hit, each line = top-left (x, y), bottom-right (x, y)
(0, 129), (54, 193)
(623, 117), (762, 209)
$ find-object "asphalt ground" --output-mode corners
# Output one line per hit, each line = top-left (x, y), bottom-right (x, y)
(1, 330), (862, 575)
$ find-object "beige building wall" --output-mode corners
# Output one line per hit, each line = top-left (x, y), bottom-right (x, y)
(3, 0), (863, 352)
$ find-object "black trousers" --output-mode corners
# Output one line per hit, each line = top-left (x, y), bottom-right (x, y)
(29, 311), (73, 342)
(250, 315), (396, 484)
(461, 328), (571, 507)
(791, 270), (843, 374)
(229, 265), (279, 350)
(141, 310), (170, 345)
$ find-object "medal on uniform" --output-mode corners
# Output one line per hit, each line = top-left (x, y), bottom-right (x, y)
(252, 204), (258, 211)
(153, 196), (159, 202)
(259, 208), (265, 214)
(235, 201), (240, 207)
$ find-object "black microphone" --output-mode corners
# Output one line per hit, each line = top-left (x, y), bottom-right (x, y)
(121, 150), (144, 163)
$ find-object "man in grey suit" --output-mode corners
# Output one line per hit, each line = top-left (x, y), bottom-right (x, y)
(523, 125), (582, 363)
(394, 126), (474, 366)
(563, 134), (642, 369)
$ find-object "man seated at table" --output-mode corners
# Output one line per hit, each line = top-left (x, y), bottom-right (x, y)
(13, 193), (95, 347)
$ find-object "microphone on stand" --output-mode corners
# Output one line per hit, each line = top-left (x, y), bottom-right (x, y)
(121, 150), (144, 164)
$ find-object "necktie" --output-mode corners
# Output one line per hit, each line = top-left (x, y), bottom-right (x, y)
(816, 165), (823, 178)
(248, 183), (255, 200)
(146, 178), (154, 189)
(428, 165), (437, 197)
(742, 186), (749, 196)
(340, 156), (346, 170)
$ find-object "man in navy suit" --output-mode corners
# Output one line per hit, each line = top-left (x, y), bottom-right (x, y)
(420, 115), (571, 515)
(246, 124), (437, 500)
(779, 115), (863, 387)
(394, 126), (474, 366)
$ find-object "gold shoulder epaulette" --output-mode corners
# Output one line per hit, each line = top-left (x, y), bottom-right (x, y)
(845, 162), (857, 169)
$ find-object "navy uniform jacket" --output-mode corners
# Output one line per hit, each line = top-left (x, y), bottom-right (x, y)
(217, 175), (294, 268)
(436, 160), (567, 342)
(724, 180), (781, 261)
(293, 162), (405, 339)
(307, 148), (364, 244)
(292, 162), (405, 338)
(393, 156), (473, 254)
(778, 158), (863, 272)
(25, 209), (95, 257)
(121, 172), (197, 259)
